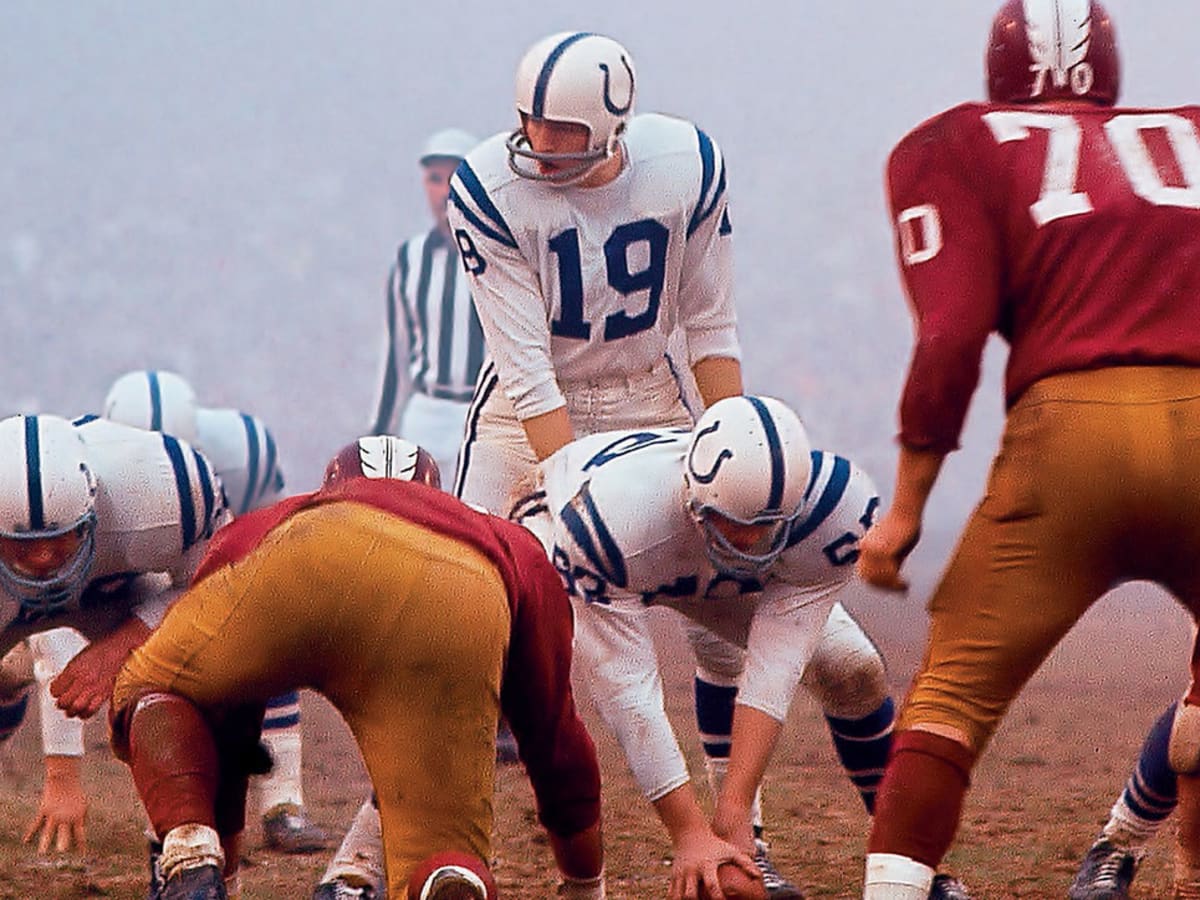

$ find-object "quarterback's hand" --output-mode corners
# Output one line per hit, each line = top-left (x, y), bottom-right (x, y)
(668, 829), (759, 900)
(857, 509), (922, 592)
(23, 755), (87, 854)
(50, 617), (151, 718)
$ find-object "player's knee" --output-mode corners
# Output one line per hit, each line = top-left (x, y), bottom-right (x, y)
(688, 625), (744, 681)
(406, 851), (497, 900)
(1169, 702), (1200, 775)
(804, 624), (888, 719)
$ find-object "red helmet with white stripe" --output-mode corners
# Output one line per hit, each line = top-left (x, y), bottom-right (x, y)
(322, 435), (441, 490)
(986, 0), (1119, 106)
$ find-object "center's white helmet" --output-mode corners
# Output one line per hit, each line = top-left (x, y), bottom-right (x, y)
(0, 414), (98, 614)
(685, 396), (812, 579)
(103, 369), (199, 443)
(506, 31), (636, 183)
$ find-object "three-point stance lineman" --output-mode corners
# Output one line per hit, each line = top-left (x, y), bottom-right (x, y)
(516, 396), (966, 899)
(108, 438), (603, 900)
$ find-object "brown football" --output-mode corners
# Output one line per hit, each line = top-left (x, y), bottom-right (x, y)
(704, 861), (768, 900)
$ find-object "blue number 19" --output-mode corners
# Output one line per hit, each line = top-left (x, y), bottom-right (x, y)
(549, 218), (669, 342)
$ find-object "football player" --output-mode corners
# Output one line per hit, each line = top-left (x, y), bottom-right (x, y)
(107, 436), (604, 900)
(102, 369), (328, 855)
(514, 395), (965, 900)
(447, 31), (743, 513)
(856, 3), (1200, 898)
(0, 412), (225, 854)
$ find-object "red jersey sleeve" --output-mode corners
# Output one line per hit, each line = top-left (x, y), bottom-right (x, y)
(887, 104), (1005, 453)
(495, 521), (602, 839)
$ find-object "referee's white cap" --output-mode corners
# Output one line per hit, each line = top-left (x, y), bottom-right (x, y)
(420, 128), (479, 164)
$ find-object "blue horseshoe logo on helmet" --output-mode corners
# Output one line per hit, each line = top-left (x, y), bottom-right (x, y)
(599, 55), (634, 115)
(688, 420), (732, 484)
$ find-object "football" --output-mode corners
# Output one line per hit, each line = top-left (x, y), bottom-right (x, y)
(704, 861), (768, 900)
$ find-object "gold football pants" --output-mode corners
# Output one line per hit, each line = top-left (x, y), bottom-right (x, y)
(900, 366), (1200, 752)
(114, 501), (511, 895)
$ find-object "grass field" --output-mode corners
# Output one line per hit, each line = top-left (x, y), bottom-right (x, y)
(0, 583), (1192, 899)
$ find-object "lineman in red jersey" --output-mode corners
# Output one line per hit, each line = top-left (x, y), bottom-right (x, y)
(107, 438), (603, 900)
(856, 1), (1200, 898)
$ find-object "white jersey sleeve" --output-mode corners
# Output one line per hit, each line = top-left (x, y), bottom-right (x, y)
(448, 116), (741, 423)
(194, 407), (285, 515)
(735, 452), (881, 721)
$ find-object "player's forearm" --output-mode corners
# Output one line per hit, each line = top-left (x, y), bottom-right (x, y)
(652, 782), (712, 847)
(691, 355), (743, 408)
(712, 705), (784, 848)
(521, 405), (574, 461)
(889, 444), (947, 524)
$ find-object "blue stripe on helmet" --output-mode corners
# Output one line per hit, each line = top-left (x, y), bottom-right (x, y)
(239, 413), (260, 516)
(746, 397), (784, 510)
(453, 163), (517, 247)
(532, 32), (594, 118)
(148, 371), (163, 432)
(24, 416), (44, 529)
(263, 428), (279, 496)
(162, 435), (197, 550)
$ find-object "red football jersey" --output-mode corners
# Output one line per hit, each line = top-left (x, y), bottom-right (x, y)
(888, 100), (1200, 452)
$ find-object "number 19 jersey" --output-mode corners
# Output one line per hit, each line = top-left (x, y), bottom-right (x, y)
(447, 113), (740, 422)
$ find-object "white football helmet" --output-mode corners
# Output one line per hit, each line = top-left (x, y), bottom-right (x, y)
(103, 369), (199, 443)
(506, 31), (636, 183)
(0, 414), (98, 614)
(685, 396), (812, 579)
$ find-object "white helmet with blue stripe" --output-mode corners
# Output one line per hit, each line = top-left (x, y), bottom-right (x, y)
(685, 396), (812, 579)
(103, 369), (199, 444)
(507, 31), (636, 183)
(0, 414), (98, 614)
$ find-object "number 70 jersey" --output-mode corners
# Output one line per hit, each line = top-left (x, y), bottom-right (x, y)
(515, 428), (881, 611)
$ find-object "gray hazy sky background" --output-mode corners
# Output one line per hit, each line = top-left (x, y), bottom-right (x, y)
(2, 1), (1197, 601)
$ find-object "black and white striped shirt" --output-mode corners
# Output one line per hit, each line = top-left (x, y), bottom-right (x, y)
(372, 228), (486, 434)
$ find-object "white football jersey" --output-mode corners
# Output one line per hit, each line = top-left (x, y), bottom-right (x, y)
(515, 427), (880, 799)
(1, 417), (226, 650)
(194, 407), (285, 515)
(447, 113), (740, 421)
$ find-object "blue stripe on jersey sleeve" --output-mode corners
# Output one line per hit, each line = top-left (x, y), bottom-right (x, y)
(162, 435), (197, 550)
(787, 453), (850, 546)
(452, 163), (517, 249)
(71, 414), (100, 426)
(191, 447), (216, 536)
(263, 428), (281, 495)
(239, 413), (260, 516)
(687, 128), (715, 238)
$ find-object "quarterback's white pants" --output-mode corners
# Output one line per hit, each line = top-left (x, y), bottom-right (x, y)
(397, 391), (470, 488)
(456, 357), (693, 515)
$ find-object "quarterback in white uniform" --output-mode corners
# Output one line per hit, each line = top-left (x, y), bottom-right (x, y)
(0, 413), (224, 854)
(448, 30), (743, 514)
(514, 397), (894, 899)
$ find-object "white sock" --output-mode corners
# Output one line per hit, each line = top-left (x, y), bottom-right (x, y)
(863, 853), (934, 900)
(704, 756), (764, 834)
(258, 730), (303, 813)
(321, 797), (385, 889)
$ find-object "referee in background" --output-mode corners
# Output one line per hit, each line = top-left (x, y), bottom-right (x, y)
(370, 127), (485, 484)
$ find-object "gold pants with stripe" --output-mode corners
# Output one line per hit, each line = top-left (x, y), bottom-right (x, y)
(900, 367), (1200, 752)
(114, 501), (512, 895)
